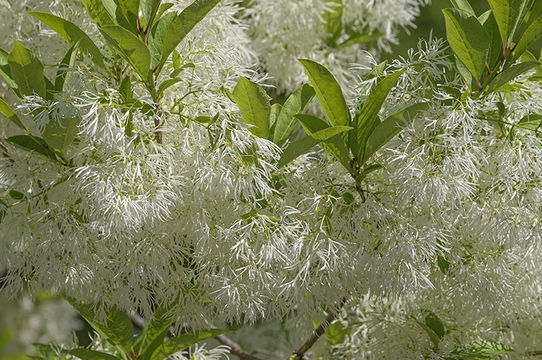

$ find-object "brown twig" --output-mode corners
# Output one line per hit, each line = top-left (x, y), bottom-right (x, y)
(290, 297), (348, 360)
(214, 333), (263, 360)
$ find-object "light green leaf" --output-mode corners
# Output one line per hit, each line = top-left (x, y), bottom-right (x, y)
(149, 330), (228, 360)
(28, 12), (105, 68)
(512, 10), (542, 61)
(231, 77), (270, 139)
(81, 0), (116, 28)
(268, 103), (282, 137)
(157, 77), (182, 95)
(487, 0), (524, 47)
(442, 8), (489, 87)
(517, 113), (542, 131)
(335, 33), (380, 49)
(133, 303), (178, 358)
(362, 102), (426, 163)
(0, 48), (21, 96)
(408, 315), (441, 350)
(298, 59), (350, 130)
(64, 298), (133, 355)
(323, 0), (343, 45)
(353, 69), (405, 162)
(159, 0), (220, 69)
(8, 40), (46, 98)
(54, 43), (78, 92)
(450, 0), (475, 16)
(156, 3), (175, 20)
(5, 135), (58, 162)
(0, 98), (28, 133)
(486, 61), (540, 93)
(323, 321), (347, 345)
(452, 340), (513, 358)
(64, 349), (120, 360)
(100, 25), (151, 80)
(140, 0), (162, 30)
(272, 83), (315, 145)
(42, 114), (81, 153)
(116, 0), (140, 32)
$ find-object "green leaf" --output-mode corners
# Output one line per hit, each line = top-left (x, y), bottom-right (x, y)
(298, 59), (350, 130)
(517, 113), (542, 131)
(278, 136), (319, 167)
(323, 321), (347, 345)
(335, 33), (380, 49)
(296, 114), (352, 171)
(323, 0), (343, 45)
(149, 12), (176, 69)
(116, 0), (140, 32)
(452, 340), (512, 358)
(0, 330), (14, 353)
(424, 312), (445, 340)
(133, 303), (178, 358)
(8, 40), (46, 98)
(159, 0), (220, 69)
(362, 102), (426, 164)
(157, 77), (182, 95)
(0, 98), (29, 133)
(437, 255), (451, 274)
(140, 0), (162, 30)
(442, 8), (489, 87)
(42, 114), (81, 153)
(480, 10), (503, 70)
(450, 0), (475, 16)
(512, 10), (542, 61)
(353, 69), (405, 163)
(156, 3), (175, 20)
(54, 43), (78, 92)
(487, 0), (524, 47)
(231, 77), (270, 139)
(28, 12), (105, 68)
(272, 83), (315, 145)
(408, 315), (441, 350)
(149, 329), (228, 360)
(5, 136), (58, 162)
(64, 349), (120, 360)
(100, 25), (151, 80)
(268, 103), (282, 136)
(0, 48), (21, 96)
(486, 61), (540, 92)
(64, 298), (133, 355)
(81, 0), (116, 28)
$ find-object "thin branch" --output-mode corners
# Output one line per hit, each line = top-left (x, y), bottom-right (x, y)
(290, 297), (348, 360)
(214, 333), (263, 360)
(129, 311), (146, 330)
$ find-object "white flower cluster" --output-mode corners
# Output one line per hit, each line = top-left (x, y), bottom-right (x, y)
(1, 1), (542, 359)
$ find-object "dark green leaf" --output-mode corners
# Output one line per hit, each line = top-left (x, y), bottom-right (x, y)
(442, 8), (489, 87)
(424, 311), (445, 340)
(28, 12), (105, 68)
(480, 10), (503, 70)
(437, 255), (451, 274)
(486, 61), (540, 92)
(140, 0), (162, 30)
(296, 114), (352, 171)
(64, 349), (120, 360)
(116, 0), (140, 32)
(272, 83), (315, 145)
(149, 329), (228, 360)
(354, 69), (405, 163)
(0, 48), (21, 96)
(6, 136), (58, 162)
(0, 97), (28, 133)
(298, 59), (350, 130)
(159, 0), (220, 68)
(408, 315), (441, 350)
(513, 9), (542, 61)
(149, 11), (176, 69)
(64, 298), (133, 355)
(231, 77), (270, 139)
(100, 25), (151, 80)
(8, 40), (46, 98)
